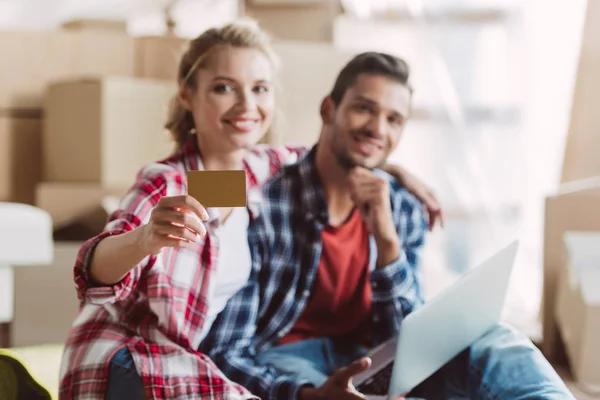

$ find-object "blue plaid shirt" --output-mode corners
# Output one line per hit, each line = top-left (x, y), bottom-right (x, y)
(200, 147), (427, 400)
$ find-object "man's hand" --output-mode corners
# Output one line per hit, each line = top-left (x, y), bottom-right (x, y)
(347, 167), (400, 267)
(299, 358), (371, 400)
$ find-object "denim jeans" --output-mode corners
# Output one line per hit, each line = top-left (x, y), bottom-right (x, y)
(256, 324), (575, 400)
(105, 347), (146, 400)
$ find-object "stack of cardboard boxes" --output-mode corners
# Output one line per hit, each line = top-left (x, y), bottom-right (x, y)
(245, 0), (339, 43)
(556, 231), (600, 394)
(40, 76), (177, 238)
(0, 22), (188, 240)
(541, 0), (600, 392)
(2, 23), (189, 347)
(543, 182), (600, 395)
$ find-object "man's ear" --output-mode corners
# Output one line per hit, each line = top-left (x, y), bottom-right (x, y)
(320, 96), (336, 125)
(178, 84), (194, 111)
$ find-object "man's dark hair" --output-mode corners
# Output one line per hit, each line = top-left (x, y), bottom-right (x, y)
(329, 52), (412, 105)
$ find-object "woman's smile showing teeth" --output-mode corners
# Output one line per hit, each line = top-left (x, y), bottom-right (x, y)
(227, 118), (259, 133)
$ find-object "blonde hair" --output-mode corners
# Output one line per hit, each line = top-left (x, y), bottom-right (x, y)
(165, 19), (279, 148)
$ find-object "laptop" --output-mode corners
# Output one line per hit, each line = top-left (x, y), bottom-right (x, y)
(354, 240), (519, 399)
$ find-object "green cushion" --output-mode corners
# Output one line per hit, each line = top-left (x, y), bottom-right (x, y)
(0, 347), (58, 400)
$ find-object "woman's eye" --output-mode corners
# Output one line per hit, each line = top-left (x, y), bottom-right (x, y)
(254, 85), (269, 93)
(213, 84), (233, 93)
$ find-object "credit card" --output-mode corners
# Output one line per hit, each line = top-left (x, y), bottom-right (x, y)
(186, 170), (247, 207)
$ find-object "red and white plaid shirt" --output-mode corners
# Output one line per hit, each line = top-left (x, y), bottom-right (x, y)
(59, 138), (304, 400)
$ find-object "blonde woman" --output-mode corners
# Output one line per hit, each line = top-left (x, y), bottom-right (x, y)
(56, 20), (443, 400)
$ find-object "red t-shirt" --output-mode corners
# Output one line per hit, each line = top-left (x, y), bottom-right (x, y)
(280, 208), (372, 346)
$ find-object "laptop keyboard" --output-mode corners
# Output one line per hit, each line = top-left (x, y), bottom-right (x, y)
(356, 362), (394, 395)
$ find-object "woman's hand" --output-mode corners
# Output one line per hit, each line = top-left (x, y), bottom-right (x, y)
(381, 164), (445, 231)
(138, 195), (209, 255)
(403, 173), (444, 232)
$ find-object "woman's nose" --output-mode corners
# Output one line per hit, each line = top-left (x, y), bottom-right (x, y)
(238, 90), (258, 111)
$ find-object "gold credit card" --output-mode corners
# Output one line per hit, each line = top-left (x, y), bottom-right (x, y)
(186, 170), (247, 207)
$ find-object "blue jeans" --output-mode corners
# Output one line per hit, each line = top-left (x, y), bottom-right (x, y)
(105, 347), (146, 400)
(256, 324), (575, 400)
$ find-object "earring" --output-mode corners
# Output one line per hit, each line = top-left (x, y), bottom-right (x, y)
(190, 128), (197, 135)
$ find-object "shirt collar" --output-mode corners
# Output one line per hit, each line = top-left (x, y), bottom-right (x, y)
(295, 145), (329, 225)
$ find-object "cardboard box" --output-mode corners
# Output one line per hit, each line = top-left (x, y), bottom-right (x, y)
(0, 30), (135, 109)
(556, 232), (600, 393)
(61, 19), (128, 33)
(43, 77), (177, 186)
(542, 180), (600, 360)
(36, 183), (127, 229)
(0, 114), (43, 204)
(270, 41), (355, 146)
(245, 1), (338, 42)
(134, 36), (188, 80)
(11, 242), (83, 347)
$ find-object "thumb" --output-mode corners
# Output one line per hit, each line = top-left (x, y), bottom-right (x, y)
(334, 357), (372, 387)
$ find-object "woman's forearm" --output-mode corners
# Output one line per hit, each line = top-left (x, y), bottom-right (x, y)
(89, 227), (152, 286)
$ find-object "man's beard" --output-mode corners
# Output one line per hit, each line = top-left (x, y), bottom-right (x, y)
(330, 133), (386, 171)
(334, 147), (358, 171)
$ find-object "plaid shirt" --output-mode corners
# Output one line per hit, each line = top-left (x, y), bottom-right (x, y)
(58, 137), (305, 400)
(200, 147), (427, 400)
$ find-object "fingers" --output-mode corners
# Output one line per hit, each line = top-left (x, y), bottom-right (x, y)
(342, 391), (367, 400)
(154, 221), (201, 242)
(348, 167), (382, 186)
(348, 170), (388, 205)
(426, 208), (444, 231)
(158, 195), (209, 221)
(334, 357), (372, 387)
(155, 235), (196, 250)
(143, 195), (211, 252)
(438, 208), (445, 229)
(349, 186), (386, 210)
(420, 190), (444, 231)
(151, 208), (207, 236)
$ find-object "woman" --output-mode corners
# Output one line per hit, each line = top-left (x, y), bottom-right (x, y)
(58, 19), (443, 400)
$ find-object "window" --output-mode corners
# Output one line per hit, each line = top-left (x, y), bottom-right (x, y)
(335, 0), (586, 340)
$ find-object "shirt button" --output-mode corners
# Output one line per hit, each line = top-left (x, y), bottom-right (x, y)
(373, 315), (380, 322)
(303, 290), (310, 297)
(372, 282), (378, 289)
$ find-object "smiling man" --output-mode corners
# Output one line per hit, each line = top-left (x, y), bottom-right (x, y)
(200, 52), (573, 400)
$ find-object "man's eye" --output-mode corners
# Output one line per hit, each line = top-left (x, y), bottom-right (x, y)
(389, 116), (403, 126)
(354, 104), (371, 112)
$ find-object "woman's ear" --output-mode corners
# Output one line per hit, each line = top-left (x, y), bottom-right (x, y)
(320, 96), (335, 125)
(178, 85), (194, 111)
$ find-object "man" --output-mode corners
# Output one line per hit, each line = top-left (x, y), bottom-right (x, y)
(200, 52), (574, 400)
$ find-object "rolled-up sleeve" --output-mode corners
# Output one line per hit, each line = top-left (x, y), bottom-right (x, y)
(73, 229), (155, 305)
(370, 188), (427, 344)
(73, 164), (181, 305)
